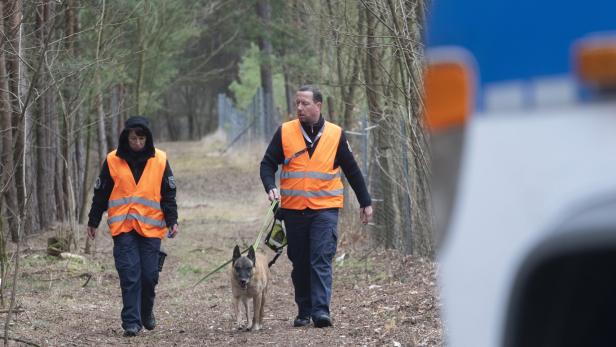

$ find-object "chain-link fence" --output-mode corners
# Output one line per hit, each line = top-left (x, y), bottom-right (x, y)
(217, 88), (280, 151)
(336, 115), (372, 244)
(368, 110), (433, 257)
(344, 114), (370, 180)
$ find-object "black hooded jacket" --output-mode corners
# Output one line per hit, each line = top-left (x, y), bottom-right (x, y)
(87, 116), (178, 229)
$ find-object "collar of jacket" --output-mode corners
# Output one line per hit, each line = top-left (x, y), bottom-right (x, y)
(300, 114), (324, 138)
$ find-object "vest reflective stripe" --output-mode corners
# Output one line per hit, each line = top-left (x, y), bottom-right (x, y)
(108, 213), (166, 228)
(108, 196), (162, 210)
(106, 148), (167, 238)
(280, 171), (341, 180)
(280, 119), (344, 210)
(280, 189), (344, 197)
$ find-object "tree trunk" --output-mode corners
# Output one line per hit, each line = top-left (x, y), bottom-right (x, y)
(256, 0), (276, 137)
(185, 86), (197, 140)
(8, 0), (39, 234)
(326, 0), (342, 123)
(108, 84), (121, 149)
(282, 67), (293, 117)
(81, 112), (92, 253)
(34, 0), (57, 229)
(200, 90), (211, 137)
(78, 109), (92, 224)
(406, 0), (433, 257)
(67, 0), (86, 224)
(326, 95), (335, 121)
(135, 8), (145, 116)
(74, 115), (85, 222)
(0, 1), (20, 241)
(116, 83), (126, 130)
(95, 78), (108, 164)
(58, 0), (78, 244)
(363, 4), (400, 249)
(54, 130), (66, 222)
(18, 0), (39, 234)
(8, 0), (24, 218)
(163, 95), (178, 140)
(94, 0), (107, 163)
(341, 3), (363, 132)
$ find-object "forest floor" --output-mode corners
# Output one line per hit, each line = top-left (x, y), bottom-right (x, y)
(3, 134), (443, 346)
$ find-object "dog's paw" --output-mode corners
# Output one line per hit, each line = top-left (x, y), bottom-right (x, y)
(249, 323), (261, 331)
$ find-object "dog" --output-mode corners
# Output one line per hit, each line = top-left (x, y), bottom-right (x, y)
(230, 245), (270, 331)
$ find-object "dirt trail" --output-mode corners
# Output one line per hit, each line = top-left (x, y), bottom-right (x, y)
(7, 136), (442, 346)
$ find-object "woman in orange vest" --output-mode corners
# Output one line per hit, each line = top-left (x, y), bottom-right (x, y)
(260, 85), (374, 328)
(86, 116), (179, 337)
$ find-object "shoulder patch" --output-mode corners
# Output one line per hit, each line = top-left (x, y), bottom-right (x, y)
(94, 177), (102, 190)
(168, 176), (176, 189)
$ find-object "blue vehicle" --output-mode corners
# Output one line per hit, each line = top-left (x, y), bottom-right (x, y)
(427, 1), (616, 346)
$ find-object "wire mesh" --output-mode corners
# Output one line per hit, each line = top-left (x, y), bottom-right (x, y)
(217, 88), (281, 150)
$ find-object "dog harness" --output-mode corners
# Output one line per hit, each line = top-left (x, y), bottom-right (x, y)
(280, 119), (344, 210)
(106, 148), (168, 238)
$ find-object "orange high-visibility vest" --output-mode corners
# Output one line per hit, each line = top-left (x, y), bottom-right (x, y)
(280, 119), (344, 210)
(106, 148), (168, 238)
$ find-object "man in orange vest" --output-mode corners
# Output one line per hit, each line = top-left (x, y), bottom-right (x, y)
(86, 116), (179, 337)
(260, 85), (373, 328)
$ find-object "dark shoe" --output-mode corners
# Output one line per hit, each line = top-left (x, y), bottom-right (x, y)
(143, 313), (156, 330)
(293, 316), (311, 327)
(123, 326), (140, 337)
(313, 314), (333, 328)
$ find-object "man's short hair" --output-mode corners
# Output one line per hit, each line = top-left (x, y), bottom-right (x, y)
(298, 85), (323, 103)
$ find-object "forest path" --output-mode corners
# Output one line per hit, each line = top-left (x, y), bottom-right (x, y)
(8, 135), (441, 346)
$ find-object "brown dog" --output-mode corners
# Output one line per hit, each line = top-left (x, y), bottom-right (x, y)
(230, 245), (270, 331)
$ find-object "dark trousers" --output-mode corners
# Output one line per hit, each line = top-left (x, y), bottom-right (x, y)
(113, 230), (161, 330)
(284, 208), (339, 319)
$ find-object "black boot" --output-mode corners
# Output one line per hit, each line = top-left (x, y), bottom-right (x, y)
(143, 312), (156, 331)
(293, 316), (311, 327)
(123, 326), (140, 337)
(313, 314), (333, 328)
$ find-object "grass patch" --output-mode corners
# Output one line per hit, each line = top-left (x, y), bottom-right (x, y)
(335, 254), (391, 284)
(176, 264), (203, 276)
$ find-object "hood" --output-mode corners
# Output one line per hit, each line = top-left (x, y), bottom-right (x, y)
(116, 116), (155, 160)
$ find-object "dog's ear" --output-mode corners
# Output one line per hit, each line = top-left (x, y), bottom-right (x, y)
(232, 245), (241, 263)
(247, 245), (256, 266)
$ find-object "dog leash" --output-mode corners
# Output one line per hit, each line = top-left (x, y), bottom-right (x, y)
(192, 200), (279, 288)
(268, 249), (283, 268)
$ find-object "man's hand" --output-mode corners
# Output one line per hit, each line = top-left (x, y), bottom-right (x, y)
(87, 226), (97, 240)
(360, 206), (373, 225)
(167, 224), (179, 239)
(267, 188), (280, 202)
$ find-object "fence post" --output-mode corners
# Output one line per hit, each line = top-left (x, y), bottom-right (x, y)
(258, 88), (265, 142)
(400, 119), (413, 255)
(217, 94), (225, 131)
